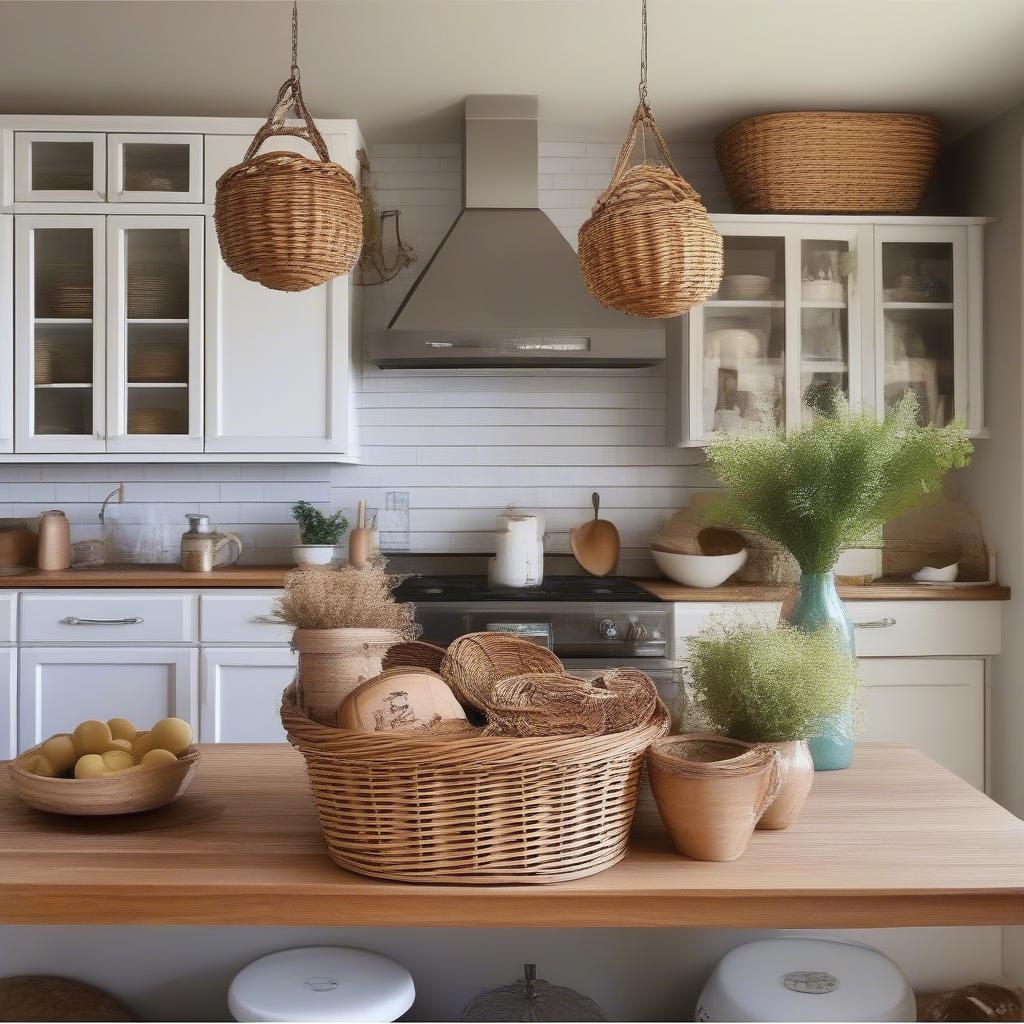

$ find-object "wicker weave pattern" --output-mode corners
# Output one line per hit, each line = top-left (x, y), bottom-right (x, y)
(382, 640), (447, 674)
(578, 102), (723, 318)
(715, 111), (942, 214)
(282, 686), (668, 884)
(215, 77), (362, 292)
(441, 632), (564, 710)
(483, 672), (610, 737)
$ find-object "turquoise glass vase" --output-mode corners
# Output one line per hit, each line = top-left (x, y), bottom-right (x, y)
(782, 571), (856, 771)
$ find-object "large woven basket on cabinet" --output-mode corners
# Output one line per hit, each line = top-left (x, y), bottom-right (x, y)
(715, 111), (942, 214)
(281, 686), (668, 884)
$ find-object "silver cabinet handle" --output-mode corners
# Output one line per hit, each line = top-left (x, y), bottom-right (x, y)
(854, 617), (897, 629)
(61, 616), (144, 626)
(252, 614), (284, 624)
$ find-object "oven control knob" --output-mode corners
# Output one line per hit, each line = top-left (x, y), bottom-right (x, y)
(597, 618), (619, 640)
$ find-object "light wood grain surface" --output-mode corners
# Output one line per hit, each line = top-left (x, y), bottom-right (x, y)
(0, 743), (1022, 927)
(0, 566), (1010, 600)
(633, 578), (1011, 602)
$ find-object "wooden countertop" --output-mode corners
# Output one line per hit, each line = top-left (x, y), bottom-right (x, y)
(2, 743), (1023, 928)
(0, 566), (1011, 600)
(633, 578), (1011, 602)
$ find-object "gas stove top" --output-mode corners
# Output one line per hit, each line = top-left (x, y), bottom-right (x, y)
(392, 574), (660, 603)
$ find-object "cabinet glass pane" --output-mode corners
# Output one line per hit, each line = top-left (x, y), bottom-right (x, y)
(703, 236), (785, 434)
(882, 240), (954, 426)
(123, 229), (190, 435)
(30, 140), (94, 192)
(801, 240), (851, 424)
(32, 228), (94, 436)
(121, 143), (191, 194)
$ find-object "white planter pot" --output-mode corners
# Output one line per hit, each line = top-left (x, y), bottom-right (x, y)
(292, 545), (337, 567)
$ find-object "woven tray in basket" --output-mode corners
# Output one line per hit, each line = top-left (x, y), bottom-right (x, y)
(715, 111), (942, 214)
(282, 685), (668, 884)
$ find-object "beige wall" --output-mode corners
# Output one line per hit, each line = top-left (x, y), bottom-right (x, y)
(948, 97), (1024, 980)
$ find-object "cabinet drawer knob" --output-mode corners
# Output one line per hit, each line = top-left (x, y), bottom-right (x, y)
(61, 616), (144, 626)
(854, 617), (897, 629)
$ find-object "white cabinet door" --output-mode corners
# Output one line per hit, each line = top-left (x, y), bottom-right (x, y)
(0, 648), (15, 760)
(105, 215), (203, 452)
(873, 224), (978, 432)
(18, 646), (198, 752)
(858, 657), (984, 789)
(107, 133), (203, 204)
(200, 646), (295, 743)
(203, 133), (356, 457)
(15, 215), (106, 453)
(14, 132), (106, 202)
(0, 215), (11, 453)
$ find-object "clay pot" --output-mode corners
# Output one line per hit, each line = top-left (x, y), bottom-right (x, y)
(756, 739), (814, 830)
(648, 734), (780, 861)
(293, 628), (403, 725)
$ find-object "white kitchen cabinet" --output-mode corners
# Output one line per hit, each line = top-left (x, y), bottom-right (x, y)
(105, 215), (204, 452)
(0, 214), (11, 453)
(203, 132), (359, 458)
(17, 645), (198, 752)
(200, 646), (296, 743)
(0, 648), (15, 760)
(1, 115), (363, 463)
(14, 214), (107, 452)
(14, 132), (106, 202)
(107, 133), (203, 204)
(858, 657), (985, 789)
(667, 215), (987, 446)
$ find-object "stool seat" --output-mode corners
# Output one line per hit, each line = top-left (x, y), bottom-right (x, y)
(228, 946), (415, 1023)
(696, 937), (915, 1022)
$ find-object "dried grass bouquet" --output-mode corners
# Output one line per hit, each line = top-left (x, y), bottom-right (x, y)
(274, 562), (419, 638)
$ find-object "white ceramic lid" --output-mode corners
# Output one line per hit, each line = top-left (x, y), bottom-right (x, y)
(698, 937), (915, 1022)
(227, 946), (415, 1023)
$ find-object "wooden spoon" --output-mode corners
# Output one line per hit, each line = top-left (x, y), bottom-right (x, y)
(570, 492), (621, 577)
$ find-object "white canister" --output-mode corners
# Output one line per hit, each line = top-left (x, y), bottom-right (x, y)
(492, 511), (544, 588)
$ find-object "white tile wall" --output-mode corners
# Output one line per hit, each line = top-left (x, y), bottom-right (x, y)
(11, 137), (728, 574)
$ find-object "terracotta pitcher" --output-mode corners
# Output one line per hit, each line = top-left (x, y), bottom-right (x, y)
(757, 739), (814, 830)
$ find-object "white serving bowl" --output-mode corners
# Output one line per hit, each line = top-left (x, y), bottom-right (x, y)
(652, 547), (748, 588)
(718, 274), (772, 301)
(913, 562), (959, 583)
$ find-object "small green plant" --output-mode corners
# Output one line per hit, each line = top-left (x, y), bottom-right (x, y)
(291, 501), (349, 546)
(705, 391), (972, 574)
(684, 619), (860, 743)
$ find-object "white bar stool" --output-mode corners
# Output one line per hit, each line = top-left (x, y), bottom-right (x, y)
(696, 936), (915, 1022)
(228, 946), (415, 1023)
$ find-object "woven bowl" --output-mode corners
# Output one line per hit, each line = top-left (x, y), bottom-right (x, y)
(441, 632), (564, 710)
(8, 734), (199, 815)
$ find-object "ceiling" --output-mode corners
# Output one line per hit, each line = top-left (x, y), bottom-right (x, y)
(2, 0), (1024, 143)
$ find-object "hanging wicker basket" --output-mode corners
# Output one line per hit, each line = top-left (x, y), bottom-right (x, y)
(215, 76), (362, 292)
(578, 103), (723, 318)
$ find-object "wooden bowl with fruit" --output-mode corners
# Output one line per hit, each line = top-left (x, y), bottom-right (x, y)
(8, 716), (198, 815)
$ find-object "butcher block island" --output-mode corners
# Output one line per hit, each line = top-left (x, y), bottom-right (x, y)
(1, 743), (1022, 929)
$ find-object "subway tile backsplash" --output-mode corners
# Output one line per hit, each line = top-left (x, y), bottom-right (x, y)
(5, 138), (728, 575)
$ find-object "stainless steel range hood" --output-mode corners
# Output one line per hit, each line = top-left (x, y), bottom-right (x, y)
(372, 95), (665, 369)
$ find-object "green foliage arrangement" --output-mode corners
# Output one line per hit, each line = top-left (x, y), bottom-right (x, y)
(291, 501), (349, 546)
(705, 392), (972, 574)
(684, 619), (860, 743)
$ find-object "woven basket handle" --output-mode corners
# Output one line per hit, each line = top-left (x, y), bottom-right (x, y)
(605, 100), (681, 189)
(243, 75), (332, 164)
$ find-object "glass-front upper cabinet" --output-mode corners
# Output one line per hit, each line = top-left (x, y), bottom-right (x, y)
(874, 225), (970, 429)
(107, 134), (203, 203)
(673, 222), (867, 445)
(14, 215), (106, 452)
(14, 133), (106, 202)
(106, 216), (203, 453)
